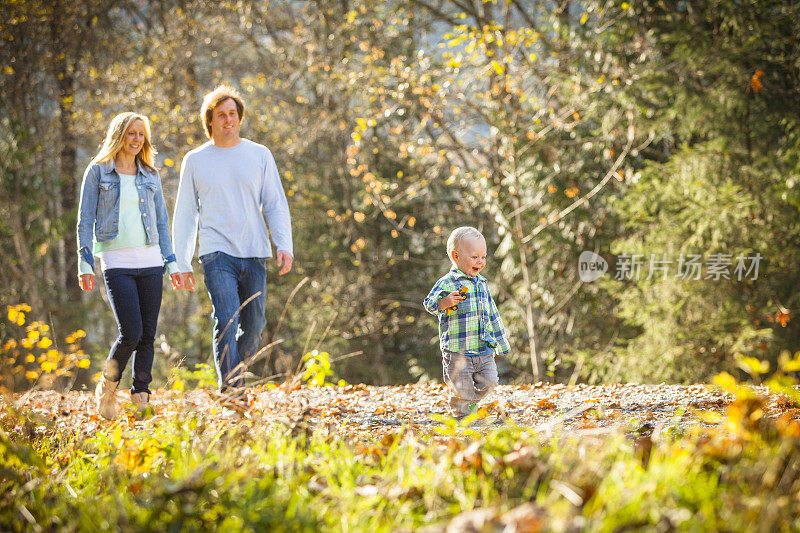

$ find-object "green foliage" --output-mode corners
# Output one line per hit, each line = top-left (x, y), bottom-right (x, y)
(300, 350), (339, 387)
(2, 0), (799, 385)
(169, 363), (218, 391)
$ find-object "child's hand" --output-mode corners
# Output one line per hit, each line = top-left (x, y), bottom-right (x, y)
(438, 287), (468, 312)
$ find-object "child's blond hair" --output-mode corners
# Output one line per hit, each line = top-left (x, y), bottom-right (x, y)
(446, 227), (485, 263)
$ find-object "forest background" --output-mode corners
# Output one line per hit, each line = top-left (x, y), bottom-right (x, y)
(2, 0), (799, 390)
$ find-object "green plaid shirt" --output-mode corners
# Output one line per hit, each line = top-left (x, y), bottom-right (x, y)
(423, 267), (511, 356)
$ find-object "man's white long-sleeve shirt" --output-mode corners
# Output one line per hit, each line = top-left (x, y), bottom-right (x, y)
(172, 139), (293, 272)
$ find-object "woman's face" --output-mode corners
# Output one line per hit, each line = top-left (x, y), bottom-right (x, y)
(119, 119), (146, 159)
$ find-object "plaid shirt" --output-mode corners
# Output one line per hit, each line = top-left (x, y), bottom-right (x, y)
(423, 267), (511, 356)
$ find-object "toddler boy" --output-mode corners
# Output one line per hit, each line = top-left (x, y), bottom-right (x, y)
(423, 226), (510, 418)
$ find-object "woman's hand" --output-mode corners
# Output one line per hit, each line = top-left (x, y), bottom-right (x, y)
(178, 272), (196, 291)
(170, 273), (182, 290)
(79, 274), (95, 291)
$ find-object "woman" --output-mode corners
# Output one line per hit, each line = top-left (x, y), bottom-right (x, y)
(76, 112), (182, 420)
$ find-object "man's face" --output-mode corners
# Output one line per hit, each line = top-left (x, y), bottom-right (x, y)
(210, 98), (241, 143)
(452, 237), (487, 278)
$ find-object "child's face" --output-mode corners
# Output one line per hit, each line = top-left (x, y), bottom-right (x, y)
(451, 237), (487, 278)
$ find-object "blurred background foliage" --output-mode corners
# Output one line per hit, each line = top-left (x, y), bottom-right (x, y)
(1, 0), (799, 389)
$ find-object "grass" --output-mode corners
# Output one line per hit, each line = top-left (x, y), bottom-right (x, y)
(2, 383), (800, 532)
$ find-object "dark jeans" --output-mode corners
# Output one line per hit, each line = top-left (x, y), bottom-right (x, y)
(102, 266), (164, 394)
(201, 251), (267, 390)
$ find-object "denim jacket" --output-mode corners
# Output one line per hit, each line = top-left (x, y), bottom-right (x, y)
(76, 159), (176, 273)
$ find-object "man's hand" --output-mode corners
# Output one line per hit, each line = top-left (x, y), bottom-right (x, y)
(78, 274), (94, 291)
(276, 250), (293, 275)
(178, 272), (196, 291)
(437, 290), (465, 311)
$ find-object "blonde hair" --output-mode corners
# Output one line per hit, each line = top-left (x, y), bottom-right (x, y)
(91, 112), (156, 172)
(200, 84), (245, 139)
(446, 226), (485, 262)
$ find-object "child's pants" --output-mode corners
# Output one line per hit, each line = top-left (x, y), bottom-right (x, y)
(442, 350), (499, 417)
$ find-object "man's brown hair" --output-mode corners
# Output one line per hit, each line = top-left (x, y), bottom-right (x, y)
(200, 84), (245, 139)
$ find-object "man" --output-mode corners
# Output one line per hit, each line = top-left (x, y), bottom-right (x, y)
(173, 84), (293, 392)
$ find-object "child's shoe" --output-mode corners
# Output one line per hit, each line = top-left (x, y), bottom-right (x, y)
(95, 375), (119, 420)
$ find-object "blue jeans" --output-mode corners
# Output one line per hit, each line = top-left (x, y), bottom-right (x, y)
(102, 266), (164, 394)
(201, 251), (267, 390)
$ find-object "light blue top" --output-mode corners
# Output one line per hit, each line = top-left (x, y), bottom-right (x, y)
(172, 139), (293, 272)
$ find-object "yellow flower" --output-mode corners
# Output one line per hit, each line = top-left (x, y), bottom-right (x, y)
(76, 359), (91, 369)
(65, 335), (75, 344)
(7, 307), (18, 322)
(37, 338), (52, 349)
(25, 353), (35, 363)
(74, 330), (86, 339)
(16, 313), (25, 326)
(27, 330), (40, 340)
(25, 370), (38, 381)
(21, 338), (34, 349)
(41, 361), (55, 373)
(47, 350), (61, 363)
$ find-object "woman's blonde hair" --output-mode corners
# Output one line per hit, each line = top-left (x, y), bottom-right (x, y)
(91, 112), (157, 172)
(200, 84), (245, 139)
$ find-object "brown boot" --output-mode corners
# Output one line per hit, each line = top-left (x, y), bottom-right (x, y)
(131, 391), (149, 407)
(131, 391), (151, 419)
(95, 374), (119, 420)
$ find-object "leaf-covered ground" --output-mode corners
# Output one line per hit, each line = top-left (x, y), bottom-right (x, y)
(7, 381), (788, 439)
